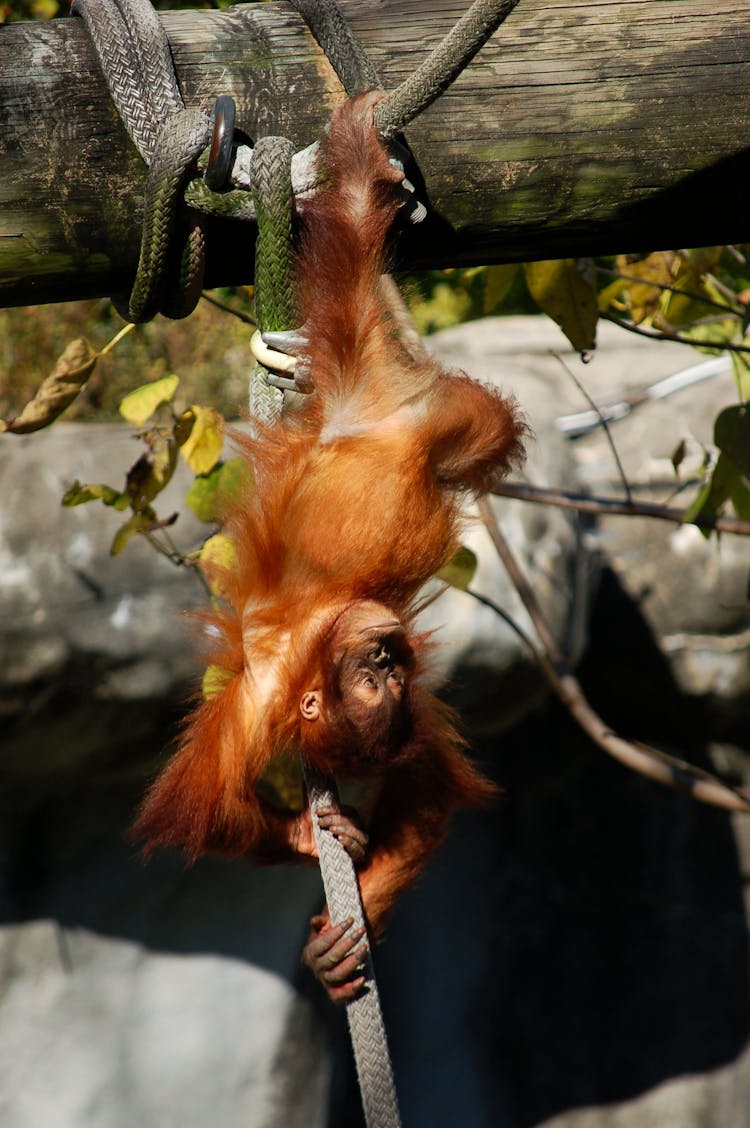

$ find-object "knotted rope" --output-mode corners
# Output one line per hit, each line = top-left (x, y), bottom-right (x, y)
(73, 0), (210, 321)
(75, 0), (520, 320)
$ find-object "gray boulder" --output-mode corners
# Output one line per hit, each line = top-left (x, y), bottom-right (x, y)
(1, 315), (749, 1128)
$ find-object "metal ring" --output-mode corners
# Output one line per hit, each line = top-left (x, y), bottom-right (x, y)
(204, 95), (236, 191)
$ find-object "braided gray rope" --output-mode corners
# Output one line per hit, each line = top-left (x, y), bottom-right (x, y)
(74, 0), (209, 320)
(304, 767), (401, 1128)
(289, 0), (380, 95)
(375, 0), (521, 135)
(292, 0), (521, 135)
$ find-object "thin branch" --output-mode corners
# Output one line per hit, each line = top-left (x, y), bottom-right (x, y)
(97, 320), (136, 357)
(476, 495), (750, 814)
(201, 291), (257, 326)
(464, 587), (543, 663)
(492, 481), (750, 537)
(703, 271), (745, 309)
(381, 264), (750, 812)
(594, 264), (741, 318)
(602, 311), (750, 355)
(551, 350), (633, 503)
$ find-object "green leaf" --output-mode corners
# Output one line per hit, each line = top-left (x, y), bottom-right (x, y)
(677, 319), (738, 354)
(177, 405), (224, 475)
(185, 458), (248, 523)
(524, 259), (597, 354)
(61, 480), (129, 510)
(436, 545), (478, 591)
(729, 476), (750, 522)
(683, 453), (736, 536)
(671, 439), (687, 476)
(119, 374), (180, 426)
(110, 510), (155, 555)
(731, 352), (750, 402)
(714, 405), (750, 477)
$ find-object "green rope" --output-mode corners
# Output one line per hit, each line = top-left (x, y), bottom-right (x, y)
(375, 0), (521, 135)
(248, 136), (297, 423)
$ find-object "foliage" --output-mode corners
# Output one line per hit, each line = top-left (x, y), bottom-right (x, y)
(3, 245), (750, 575)
(406, 248), (750, 532)
(59, 368), (247, 588)
(0, 293), (252, 424)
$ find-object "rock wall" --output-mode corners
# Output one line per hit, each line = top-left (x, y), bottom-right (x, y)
(1, 318), (748, 1128)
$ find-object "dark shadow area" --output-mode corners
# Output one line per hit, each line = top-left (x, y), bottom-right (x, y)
(329, 568), (750, 1127)
(1, 570), (748, 1128)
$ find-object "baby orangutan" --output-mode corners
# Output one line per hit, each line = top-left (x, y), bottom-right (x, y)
(132, 92), (525, 1002)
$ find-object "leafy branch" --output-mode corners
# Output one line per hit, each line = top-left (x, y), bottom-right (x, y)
(60, 371), (246, 590)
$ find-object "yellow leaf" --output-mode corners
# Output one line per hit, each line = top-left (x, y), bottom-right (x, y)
(596, 277), (628, 313)
(614, 252), (676, 324)
(119, 374), (179, 426)
(178, 406), (224, 475)
(199, 532), (237, 598)
(3, 338), (96, 434)
(524, 260), (597, 354)
(437, 545), (478, 591)
(661, 249), (725, 328)
(202, 664), (232, 700)
(110, 511), (154, 556)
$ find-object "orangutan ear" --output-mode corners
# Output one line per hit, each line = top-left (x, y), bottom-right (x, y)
(299, 691), (321, 722)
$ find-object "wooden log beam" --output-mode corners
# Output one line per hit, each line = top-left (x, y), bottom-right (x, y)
(1, 0), (749, 307)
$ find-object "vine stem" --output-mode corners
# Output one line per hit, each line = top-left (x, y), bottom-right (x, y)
(475, 495), (750, 814)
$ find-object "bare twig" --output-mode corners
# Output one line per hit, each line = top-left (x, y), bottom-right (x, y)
(201, 291), (257, 326)
(492, 481), (750, 538)
(97, 320), (136, 357)
(594, 264), (742, 318)
(551, 350), (633, 503)
(476, 495), (750, 814)
(602, 311), (750, 355)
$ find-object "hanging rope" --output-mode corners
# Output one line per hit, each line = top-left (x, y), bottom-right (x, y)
(74, 0), (521, 319)
(248, 132), (402, 1128)
(375, 0), (521, 134)
(304, 768), (402, 1128)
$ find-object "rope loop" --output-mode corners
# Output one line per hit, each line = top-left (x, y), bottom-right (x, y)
(74, 0), (215, 320)
(123, 109), (211, 322)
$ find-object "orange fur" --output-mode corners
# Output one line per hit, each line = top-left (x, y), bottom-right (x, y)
(132, 93), (526, 931)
